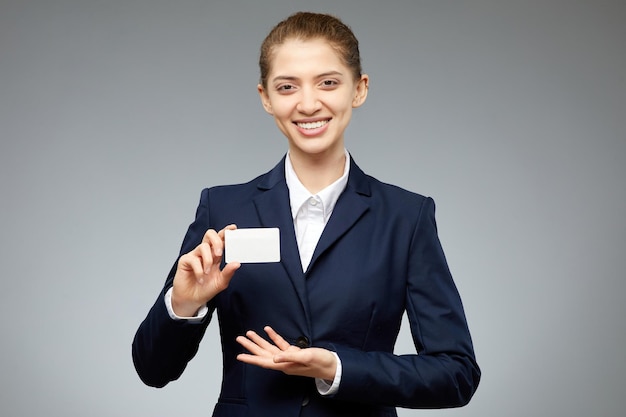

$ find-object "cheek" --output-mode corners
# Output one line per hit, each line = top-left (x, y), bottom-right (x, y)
(268, 99), (295, 121)
(330, 93), (358, 114)
(334, 99), (356, 116)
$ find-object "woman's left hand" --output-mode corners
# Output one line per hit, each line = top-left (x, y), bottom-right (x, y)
(236, 326), (337, 381)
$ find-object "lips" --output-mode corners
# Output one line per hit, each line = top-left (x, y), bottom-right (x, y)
(295, 119), (330, 130)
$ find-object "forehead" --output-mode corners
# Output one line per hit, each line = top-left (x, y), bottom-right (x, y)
(268, 38), (347, 78)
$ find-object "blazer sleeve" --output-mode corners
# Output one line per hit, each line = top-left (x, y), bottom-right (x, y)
(131, 189), (215, 388)
(329, 197), (480, 408)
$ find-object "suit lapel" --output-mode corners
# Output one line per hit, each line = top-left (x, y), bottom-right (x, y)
(307, 158), (371, 274)
(253, 158), (311, 326)
(252, 156), (373, 323)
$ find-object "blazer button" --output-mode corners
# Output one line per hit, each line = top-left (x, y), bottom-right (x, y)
(295, 336), (310, 349)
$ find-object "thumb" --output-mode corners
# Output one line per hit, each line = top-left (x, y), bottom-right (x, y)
(221, 262), (241, 281)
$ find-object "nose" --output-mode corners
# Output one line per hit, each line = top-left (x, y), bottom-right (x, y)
(296, 86), (321, 115)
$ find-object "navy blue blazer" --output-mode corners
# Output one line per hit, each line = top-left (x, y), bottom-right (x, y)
(133, 156), (480, 417)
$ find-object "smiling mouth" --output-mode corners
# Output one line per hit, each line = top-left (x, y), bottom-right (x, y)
(295, 119), (330, 130)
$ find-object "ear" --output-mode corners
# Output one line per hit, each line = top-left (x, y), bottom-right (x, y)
(352, 74), (369, 108)
(258, 84), (273, 115)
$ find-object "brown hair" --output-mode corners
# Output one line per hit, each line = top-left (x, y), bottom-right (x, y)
(259, 12), (362, 88)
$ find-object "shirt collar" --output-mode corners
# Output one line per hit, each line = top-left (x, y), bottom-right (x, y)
(285, 149), (351, 221)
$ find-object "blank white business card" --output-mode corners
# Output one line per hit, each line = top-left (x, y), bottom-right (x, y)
(224, 228), (280, 263)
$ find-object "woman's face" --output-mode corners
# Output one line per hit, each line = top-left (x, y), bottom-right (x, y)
(258, 38), (368, 161)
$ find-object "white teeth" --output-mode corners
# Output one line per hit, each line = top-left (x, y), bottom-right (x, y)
(297, 120), (328, 129)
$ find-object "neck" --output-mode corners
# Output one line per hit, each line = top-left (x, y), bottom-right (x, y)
(289, 149), (346, 194)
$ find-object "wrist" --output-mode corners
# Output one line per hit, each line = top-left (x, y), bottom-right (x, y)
(171, 291), (204, 317)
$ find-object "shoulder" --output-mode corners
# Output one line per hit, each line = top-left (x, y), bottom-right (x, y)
(367, 175), (436, 223)
(198, 157), (286, 203)
(349, 158), (432, 208)
(368, 174), (429, 203)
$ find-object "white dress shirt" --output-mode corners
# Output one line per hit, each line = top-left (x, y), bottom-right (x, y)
(165, 149), (351, 396)
(285, 150), (350, 272)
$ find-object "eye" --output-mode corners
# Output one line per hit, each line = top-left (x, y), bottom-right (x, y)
(276, 84), (296, 93)
(320, 79), (338, 88)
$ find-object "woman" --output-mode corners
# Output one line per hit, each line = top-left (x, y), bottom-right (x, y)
(133, 12), (480, 417)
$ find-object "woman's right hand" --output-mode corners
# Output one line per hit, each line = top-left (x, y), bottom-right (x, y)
(171, 224), (240, 317)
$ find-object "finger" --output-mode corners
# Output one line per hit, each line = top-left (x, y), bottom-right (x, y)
(196, 242), (214, 275)
(201, 229), (217, 244)
(263, 326), (292, 351)
(236, 334), (272, 357)
(236, 352), (283, 369)
(178, 252), (203, 275)
(177, 253), (206, 284)
(244, 330), (278, 351)
(202, 229), (224, 257)
(272, 351), (300, 364)
(217, 224), (237, 259)
(273, 349), (312, 364)
(218, 224), (237, 239)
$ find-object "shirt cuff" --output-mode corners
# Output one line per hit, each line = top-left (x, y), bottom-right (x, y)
(315, 352), (342, 396)
(164, 287), (208, 322)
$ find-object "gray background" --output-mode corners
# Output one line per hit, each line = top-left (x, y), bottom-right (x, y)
(1, 0), (624, 416)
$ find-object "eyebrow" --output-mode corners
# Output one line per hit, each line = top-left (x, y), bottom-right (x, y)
(271, 71), (344, 83)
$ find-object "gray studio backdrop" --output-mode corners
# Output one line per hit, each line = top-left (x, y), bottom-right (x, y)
(1, 1), (624, 416)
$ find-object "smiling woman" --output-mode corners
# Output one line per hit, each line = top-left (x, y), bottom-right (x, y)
(132, 11), (480, 417)
(258, 38), (369, 184)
